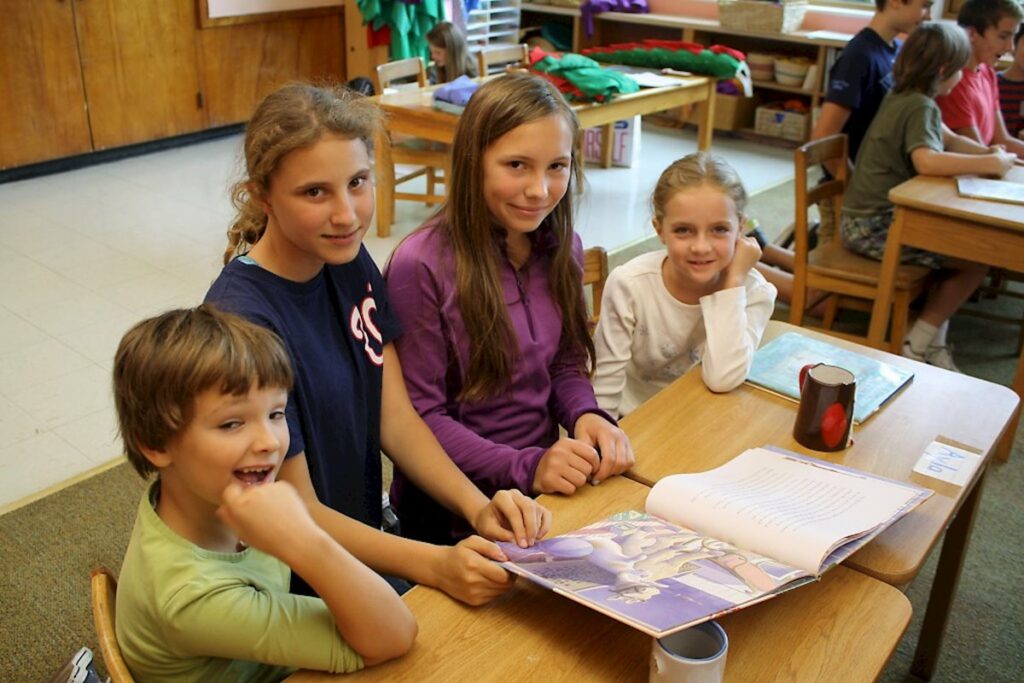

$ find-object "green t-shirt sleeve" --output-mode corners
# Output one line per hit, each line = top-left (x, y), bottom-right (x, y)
(904, 98), (944, 155)
(161, 568), (364, 674)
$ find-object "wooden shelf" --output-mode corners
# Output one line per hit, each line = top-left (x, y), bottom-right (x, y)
(750, 79), (818, 97)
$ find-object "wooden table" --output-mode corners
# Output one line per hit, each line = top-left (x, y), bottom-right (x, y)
(623, 321), (1019, 680)
(372, 74), (715, 237)
(288, 476), (911, 682)
(865, 166), (1024, 462)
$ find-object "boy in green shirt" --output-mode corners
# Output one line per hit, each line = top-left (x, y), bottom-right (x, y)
(112, 305), (416, 681)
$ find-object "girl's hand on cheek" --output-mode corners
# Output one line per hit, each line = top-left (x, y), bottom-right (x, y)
(724, 235), (761, 289)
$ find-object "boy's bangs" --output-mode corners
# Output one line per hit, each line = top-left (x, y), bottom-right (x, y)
(194, 324), (294, 398)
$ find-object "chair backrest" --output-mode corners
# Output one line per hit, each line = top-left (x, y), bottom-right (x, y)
(792, 134), (848, 278)
(476, 43), (530, 77)
(90, 567), (135, 683)
(376, 57), (428, 92)
(583, 246), (609, 325)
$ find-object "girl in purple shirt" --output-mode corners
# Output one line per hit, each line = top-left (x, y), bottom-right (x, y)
(386, 73), (635, 544)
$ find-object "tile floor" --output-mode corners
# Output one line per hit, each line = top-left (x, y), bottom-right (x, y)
(0, 124), (791, 510)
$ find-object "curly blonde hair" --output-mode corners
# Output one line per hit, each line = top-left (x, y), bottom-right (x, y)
(224, 82), (383, 264)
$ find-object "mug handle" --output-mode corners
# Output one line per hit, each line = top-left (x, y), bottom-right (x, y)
(799, 363), (816, 392)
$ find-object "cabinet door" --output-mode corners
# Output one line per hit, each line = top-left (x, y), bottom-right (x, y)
(74, 0), (205, 150)
(198, 14), (345, 127)
(0, 0), (93, 169)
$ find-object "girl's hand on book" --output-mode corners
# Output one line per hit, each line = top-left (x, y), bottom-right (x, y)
(533, 438), (601, 495)
(473, 489), (552, 548)
(433, 536), (516, 606)
(723, 234), (761, 290)
(573, 412), (635, 485)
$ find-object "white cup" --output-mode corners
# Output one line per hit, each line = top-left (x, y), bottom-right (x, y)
(649, 621), (728, 683)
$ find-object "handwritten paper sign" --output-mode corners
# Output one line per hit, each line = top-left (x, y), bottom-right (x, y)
(912, 441), (982, 486)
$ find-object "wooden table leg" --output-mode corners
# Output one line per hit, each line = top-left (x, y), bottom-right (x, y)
(600, 123), (614, 168)
(696, 82), (715, 151)
(374, 132), (395, 238)
(910, 470), (988, 680)
(995, 348), (1024, 461)
(867, 207), (905, 347)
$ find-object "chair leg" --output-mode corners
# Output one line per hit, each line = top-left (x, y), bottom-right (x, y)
(426, 168), (436, 206)
(891, 290), (911, 353)
(821, 296), (840, 330)
(789, 282), (807, 328)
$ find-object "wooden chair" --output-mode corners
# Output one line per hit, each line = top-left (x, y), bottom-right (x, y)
(376, 58), (448, 207)
(583, 246), (608, 327)
(90, 567), (135, 683)
(476, 43), (530, 77)
(789, 134), (930, 352)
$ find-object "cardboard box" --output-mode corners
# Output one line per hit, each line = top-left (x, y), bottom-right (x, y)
(583, 116), (641, 168)
(686, 93), (758, 132)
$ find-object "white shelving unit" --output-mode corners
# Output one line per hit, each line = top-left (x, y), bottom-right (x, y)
(465, 0), (522, 49)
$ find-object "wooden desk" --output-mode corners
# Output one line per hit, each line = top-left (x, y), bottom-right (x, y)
(372, 74), (715, 237)
(866, 167), (1024, 462)
(622, 321), (1019, 680)
(288, 477), (911, 682)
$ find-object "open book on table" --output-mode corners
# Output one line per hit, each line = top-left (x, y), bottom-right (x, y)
(745, 332), (914, 424)
(499, 447), (931, 638)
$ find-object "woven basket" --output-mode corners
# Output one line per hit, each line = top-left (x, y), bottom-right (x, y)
(718, 0), (808, 34)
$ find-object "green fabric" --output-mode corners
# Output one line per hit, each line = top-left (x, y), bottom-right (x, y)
(116, 482), (363, 682)
(532, 52), (640, 101)
(589, 48), (742, 79)
(843, 91), (944, 216)
(358, 0), (445, 60)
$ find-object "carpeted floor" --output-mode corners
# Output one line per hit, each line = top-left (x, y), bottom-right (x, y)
(3, 178), (1022, 682)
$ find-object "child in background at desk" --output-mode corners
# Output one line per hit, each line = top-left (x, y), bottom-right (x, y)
(592, 153), (777, 418)
(937, 0), (1024, 157)
(386, 73), (634, 545)
(752, 0), (932, 314)
(113, 306), (415, 681)
(997, 24), (1024, 139)
(840, 22), (1016, 372)
(206, 82), (550, 607)
(427, 21), (477, 84)
(812, 0), (934, 173)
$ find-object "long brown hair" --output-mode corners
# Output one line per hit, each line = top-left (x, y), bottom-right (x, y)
(224, 82), (383, 264)
(427, 21), (477, 83)
(443, 72), (591, 402)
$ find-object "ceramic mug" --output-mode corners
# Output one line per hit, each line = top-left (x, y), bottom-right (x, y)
(649, 621), (728, 683)
(793, 363), (856, 451)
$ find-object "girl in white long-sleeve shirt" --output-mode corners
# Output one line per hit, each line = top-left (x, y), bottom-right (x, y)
(593, 153), (777, 417)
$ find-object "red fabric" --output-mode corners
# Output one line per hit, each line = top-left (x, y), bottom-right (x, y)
(366, 24), (390, 49)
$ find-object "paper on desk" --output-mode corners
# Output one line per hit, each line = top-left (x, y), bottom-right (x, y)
(912, 440), (982, 486)
(956, 176), (1024, 206)
(623, 71), (687, 88)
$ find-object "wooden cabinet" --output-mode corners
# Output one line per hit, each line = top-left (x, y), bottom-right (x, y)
(74, 0), (206, 150)
(0, 0), (345, 171)
(0, 0), (93, 169)
(198, 14), (345, 127)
